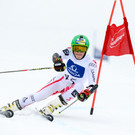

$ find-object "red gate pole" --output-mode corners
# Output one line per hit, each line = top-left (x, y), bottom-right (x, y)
(90, 0), (117, 115)
(120, 0), (135, 64)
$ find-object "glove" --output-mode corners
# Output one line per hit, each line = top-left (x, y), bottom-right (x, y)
(53, 57), (65, 72)
(86, 84), (98, 94)
(77, 89), (91, 102)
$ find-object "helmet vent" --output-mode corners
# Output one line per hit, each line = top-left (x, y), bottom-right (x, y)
(80, 36), (83, 39)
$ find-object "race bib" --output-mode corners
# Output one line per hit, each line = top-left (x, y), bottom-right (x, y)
(67, 59), (85, 78)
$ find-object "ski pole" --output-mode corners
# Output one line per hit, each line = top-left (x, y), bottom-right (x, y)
(58, 99), (78, 114)
(0, 67), (53, 74)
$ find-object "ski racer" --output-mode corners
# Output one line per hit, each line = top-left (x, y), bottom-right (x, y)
(0, 35), (98, 116)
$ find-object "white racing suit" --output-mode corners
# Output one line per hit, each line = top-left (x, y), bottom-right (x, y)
(18, 47), (97, 109)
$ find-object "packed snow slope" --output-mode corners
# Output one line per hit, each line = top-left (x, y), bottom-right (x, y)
(0, 0), (135, 135)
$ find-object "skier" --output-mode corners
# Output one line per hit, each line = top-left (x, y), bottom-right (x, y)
(0, 35), (98, 117)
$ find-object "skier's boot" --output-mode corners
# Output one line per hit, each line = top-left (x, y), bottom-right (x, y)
(0, 99), (22, 112)
(40, 95), (67, 115)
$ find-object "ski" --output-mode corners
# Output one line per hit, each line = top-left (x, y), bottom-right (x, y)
(35, 108), (54, 122)
(0, 108), (53, 121)
(0, 110), (14, 118)
(41, 113), (54, 122)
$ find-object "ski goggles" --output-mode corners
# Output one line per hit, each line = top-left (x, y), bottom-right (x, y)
(73, 46), (87, 52)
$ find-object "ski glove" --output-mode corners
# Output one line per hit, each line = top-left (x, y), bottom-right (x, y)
(78, 84), (98, 102)
(53, 56), (65, 72)
(77, 89), (91, 102)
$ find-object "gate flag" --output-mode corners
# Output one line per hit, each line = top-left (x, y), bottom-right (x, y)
(102, 17), (134, 56)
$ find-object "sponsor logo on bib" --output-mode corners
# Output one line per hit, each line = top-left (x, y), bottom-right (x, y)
(67, 59), (85, 78)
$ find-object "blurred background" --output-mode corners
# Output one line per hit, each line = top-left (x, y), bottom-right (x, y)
(0, 0), (134, 57)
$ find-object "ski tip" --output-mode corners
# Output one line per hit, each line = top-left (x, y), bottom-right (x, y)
(6, 110), (14, 118)
(46, 114), (54, 122)
(0, 110), (14, 118)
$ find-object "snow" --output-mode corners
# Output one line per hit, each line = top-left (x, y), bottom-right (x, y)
(0, 0), (135, 135)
